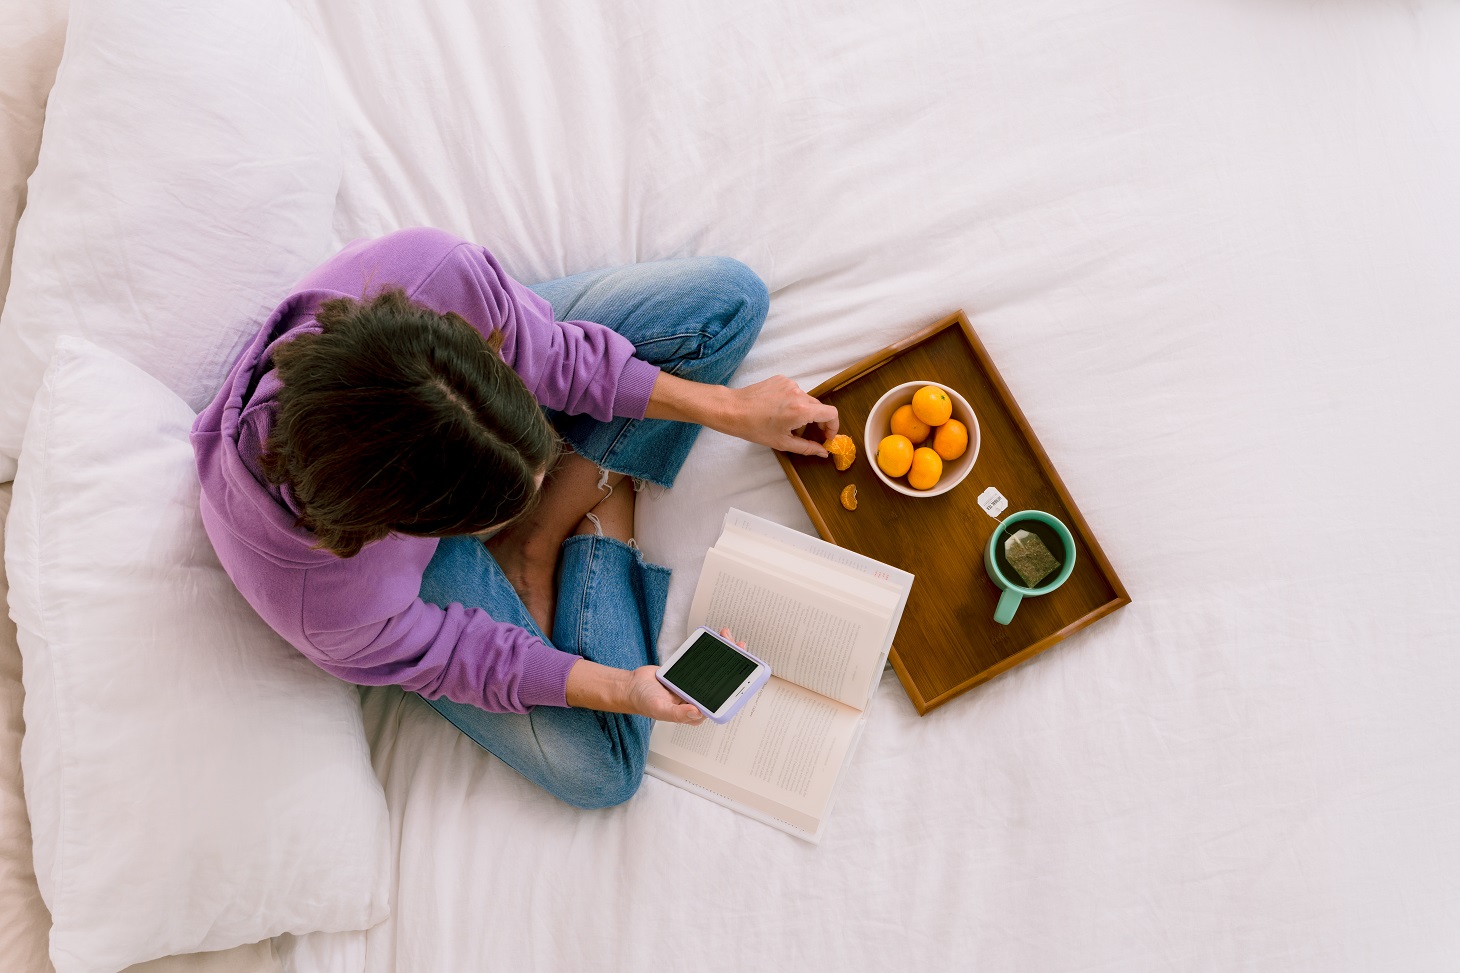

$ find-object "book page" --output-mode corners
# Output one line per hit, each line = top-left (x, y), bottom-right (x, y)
(714, 526), (901, 615)
(721, 508), (914, 596)
(649, 509), (913, 838)
(688, 547), (886, 709)
(715, 509), (916, 710)
(647, 676), (863, 835)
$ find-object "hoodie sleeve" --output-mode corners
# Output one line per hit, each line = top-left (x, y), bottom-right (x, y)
(399, 229), (660, 420)
(294, 538), (580, 713)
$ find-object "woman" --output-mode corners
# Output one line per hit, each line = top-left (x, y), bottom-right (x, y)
(192, 227), (837, 808)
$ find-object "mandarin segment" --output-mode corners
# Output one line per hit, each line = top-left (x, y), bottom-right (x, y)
(825, 434), (856, 471)
(839, 483), (858, 511)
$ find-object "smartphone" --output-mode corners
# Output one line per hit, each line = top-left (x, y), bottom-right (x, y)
(655, 626), (772, 724)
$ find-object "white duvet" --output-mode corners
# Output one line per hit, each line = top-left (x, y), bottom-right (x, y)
(10, 0), (1460, 969)
(264, 1), (1460, 969)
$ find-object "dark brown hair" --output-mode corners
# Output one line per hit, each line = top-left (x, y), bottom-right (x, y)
(260, 288), (559, 558)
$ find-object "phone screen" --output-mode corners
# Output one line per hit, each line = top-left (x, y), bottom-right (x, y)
(663, 632), (759, 712)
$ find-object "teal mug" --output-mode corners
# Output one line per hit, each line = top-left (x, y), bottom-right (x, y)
(983, 510), (1077, 625)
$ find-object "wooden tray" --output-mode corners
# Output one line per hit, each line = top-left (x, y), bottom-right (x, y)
(777, 310), (1130, 715)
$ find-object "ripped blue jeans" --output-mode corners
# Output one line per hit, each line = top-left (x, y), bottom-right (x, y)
(417, 257), (767, 808)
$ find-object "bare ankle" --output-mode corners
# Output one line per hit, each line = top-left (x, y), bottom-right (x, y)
(574, 482), (635, 542)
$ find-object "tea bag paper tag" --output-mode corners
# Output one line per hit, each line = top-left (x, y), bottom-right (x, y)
(977, 487), (1008, 519)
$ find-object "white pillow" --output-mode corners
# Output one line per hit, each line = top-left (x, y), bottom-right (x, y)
(0, 0), (68, 326)
(0, 0), (341, 482)
(4, 337), (390, 973)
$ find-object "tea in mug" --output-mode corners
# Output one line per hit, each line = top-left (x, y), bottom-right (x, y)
(996, 521), (1065, 588)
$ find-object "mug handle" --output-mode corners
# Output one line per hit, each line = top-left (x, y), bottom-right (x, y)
(993, 588), (1022, 625)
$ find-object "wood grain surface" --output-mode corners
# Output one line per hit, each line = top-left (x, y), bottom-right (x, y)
(777, 311), (1130, 714)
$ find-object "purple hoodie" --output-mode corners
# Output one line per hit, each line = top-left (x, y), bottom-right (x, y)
(192, 228), (661, 712)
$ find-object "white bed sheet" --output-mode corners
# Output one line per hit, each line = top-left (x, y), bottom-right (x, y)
(277, 0), (1460, 969)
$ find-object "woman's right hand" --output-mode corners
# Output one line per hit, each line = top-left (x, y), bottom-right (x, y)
(623, 666), (706, 725)
(633, 626), (751, 724)
(564, 628), (751, 724)
(565, 657), (704, 724)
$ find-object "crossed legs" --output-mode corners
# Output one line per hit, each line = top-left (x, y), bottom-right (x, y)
(418, 257), (768, 806)
(484, 450), (634, 639)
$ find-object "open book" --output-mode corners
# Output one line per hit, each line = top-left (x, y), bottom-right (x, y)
(646, 509), (914, 843)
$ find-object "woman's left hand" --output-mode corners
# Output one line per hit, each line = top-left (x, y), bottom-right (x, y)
(721, 375), (840, 457)
(646, 371), (839, 457)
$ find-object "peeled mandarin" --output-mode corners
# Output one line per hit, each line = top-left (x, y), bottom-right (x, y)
(907, 447), (943, 490)
(825, 434), (856, 471)
(839, 483), (858, 511)
(889, 404), (931, 444)
(932, 418), (968, 461)
(876, 434), (914, 477)
(911, 385), (953, 426)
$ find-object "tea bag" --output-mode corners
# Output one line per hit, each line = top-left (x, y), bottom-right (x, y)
(1004, 529), (1061, 587)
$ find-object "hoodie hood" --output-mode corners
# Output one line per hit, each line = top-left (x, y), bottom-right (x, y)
(191, 289), (339, 568)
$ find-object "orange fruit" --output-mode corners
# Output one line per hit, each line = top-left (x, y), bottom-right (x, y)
(907, 447), (943, 490)
(876, 434), (914, 477)
(889, 404), (931, 445)
(825, 434), (856, 471)
(839, 484), (858, 511)
(932, 418), (968, 461)
(911, 385), (953, 426)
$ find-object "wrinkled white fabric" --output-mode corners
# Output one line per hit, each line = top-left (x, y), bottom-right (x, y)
(0, 0), (67, 329)
(6, 338), (390, 973)
(275, 1), (1460, 969)
(0, 0), (341, 482)
(6, 0), (1457, 967)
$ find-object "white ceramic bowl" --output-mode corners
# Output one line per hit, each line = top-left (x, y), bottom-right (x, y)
(864, 381), (980, 497)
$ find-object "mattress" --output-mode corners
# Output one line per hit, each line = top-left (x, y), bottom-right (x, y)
(269, 0), (1460, 970)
